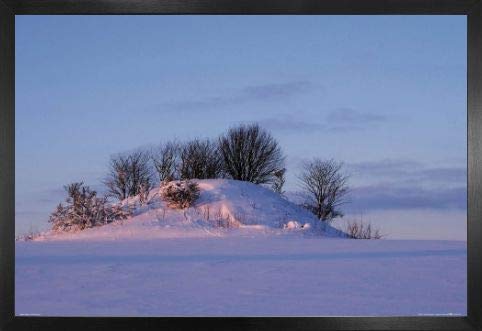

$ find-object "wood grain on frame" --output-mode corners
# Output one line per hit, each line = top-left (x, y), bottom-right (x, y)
(3, 0), (481, 15)
(1, 1), (481, 331)
(0, 1), (14, 330)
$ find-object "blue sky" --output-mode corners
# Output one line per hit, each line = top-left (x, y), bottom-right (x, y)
(15, 15), (467, 239)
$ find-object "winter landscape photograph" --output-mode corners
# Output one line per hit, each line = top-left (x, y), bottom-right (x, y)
(15, 15), (467, 316)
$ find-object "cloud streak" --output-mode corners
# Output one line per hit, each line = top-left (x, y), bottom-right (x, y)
(159, 81), (388, 135)
(327, 108), (387, 125)
(162, 81), (314, 112)
(346, 185), (466, 212)
(258, 114), (326, 133)
(346, 159), (466, 186)
(288, 159), (466, 213)
(258, 108), (389, 134)
(344, 159), (467, 212)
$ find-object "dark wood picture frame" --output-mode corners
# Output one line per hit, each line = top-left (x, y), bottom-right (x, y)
(1, 1), (481, 330)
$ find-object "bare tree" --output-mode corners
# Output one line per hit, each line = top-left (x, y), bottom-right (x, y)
(104, 150), (154, 200)
(179, 138), (222, 180)
(218, 123), (285, 185)
(152, 141), (180, 183)
(298, 159), (349, 222)
(138, 182), (150, 206)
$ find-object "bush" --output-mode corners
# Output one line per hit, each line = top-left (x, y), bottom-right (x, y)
(49, 182), (130, 232)
(218, 123), (285, 185)
(344, 220), (382, 239)
(16, 225), (41, 241)
(271, 168), (286, 194)
(160, 181), (200, 209)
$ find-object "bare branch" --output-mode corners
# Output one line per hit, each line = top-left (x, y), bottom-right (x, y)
(298, 158), (349, 222)
(104, 150), (154, 201)
(218, 123), (285, 185)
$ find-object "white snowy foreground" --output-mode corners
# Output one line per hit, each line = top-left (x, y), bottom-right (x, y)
(15, 180), (466, 316)
(16, 236), (466, 317)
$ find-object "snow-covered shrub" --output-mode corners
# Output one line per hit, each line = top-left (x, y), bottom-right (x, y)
(49, 182), (130, 232)
(344, 220), (382, 239)
(160, 181), (200, 209)
(218, 123), (285, 185)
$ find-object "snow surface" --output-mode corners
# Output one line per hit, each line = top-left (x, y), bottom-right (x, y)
(15, 180), (466, 316)
(16, 238), (466, 316)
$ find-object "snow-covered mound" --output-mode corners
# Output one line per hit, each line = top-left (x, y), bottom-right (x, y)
(35, 179), (344, 241)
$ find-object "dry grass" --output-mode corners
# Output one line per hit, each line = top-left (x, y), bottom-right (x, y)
(344, 219), (383, 239)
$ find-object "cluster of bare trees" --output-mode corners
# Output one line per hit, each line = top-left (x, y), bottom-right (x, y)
(179, 139), (222, 180)
(105, 124), (286, 202)
(49, 123), (288, 233)
(49, 122), (354, 233)
(100, 125), (351, 224)
(152, 140), (223, 183)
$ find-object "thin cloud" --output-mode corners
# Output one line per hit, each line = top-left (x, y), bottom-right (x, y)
(346, 185), (466, 212)
(347, 159), (422, 179)
(347, 159), (466, 186)
(258, 114), (325, 133)
(323, 108), (387, 132)
(345, 159), (466, 212)
(418, 167), (467, 184)
(162, 80), (314, 112)
(327, 108), (387, 124)
(243, 81), (313, 99)
(259, 107), (389, 134)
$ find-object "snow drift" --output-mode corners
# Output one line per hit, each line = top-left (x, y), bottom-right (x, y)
(34, 179), (344, 241)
